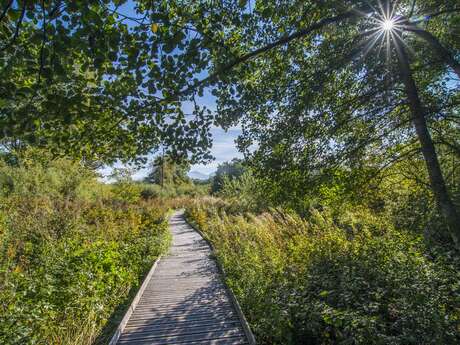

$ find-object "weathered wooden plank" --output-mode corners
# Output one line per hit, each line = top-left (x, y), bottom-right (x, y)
(128, 311), (237, 323)
(120, 324), (243, 341)
(124, 319), (241, 332)
(133, 303), (234, 313)
(129, 307), (237, 318)
(112, 211), (255, 345)
(165, 338), (248, 345)
(125, 318), (242, 331)
(125, 314), (237, 327)
(118, 329), (246, 345)
(136, 294), (228, 301)
(136, 294), (228, 302)
(119, 337), (248, 345)
(132, 303), (230, 311)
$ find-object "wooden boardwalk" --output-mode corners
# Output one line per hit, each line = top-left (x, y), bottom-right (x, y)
(114, 211), (254, 345)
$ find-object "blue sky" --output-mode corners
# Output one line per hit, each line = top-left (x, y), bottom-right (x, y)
(190, 125), (243, 175)
(100, 91), (242, 181)
(98, 2), (242, 181)
(180, 92), (243, 175)
(125, 125), (242, 180)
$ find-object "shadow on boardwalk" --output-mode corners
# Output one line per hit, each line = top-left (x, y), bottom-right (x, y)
(114, 212), (250, 345)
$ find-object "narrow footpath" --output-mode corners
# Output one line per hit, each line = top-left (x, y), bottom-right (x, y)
(115, 211), (253, 345)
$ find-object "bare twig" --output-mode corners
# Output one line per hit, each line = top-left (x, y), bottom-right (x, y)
(38, 1), (47, 84)
(0, 1), (26, 52)
(0, 0), (13, 23)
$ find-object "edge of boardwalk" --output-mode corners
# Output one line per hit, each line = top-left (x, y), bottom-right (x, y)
(109, 210), (256, 345)
(108, 256), (162, 345)
(183, 213), (257, 345)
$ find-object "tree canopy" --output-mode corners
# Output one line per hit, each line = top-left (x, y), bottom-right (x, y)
(1, 0), (459, 243)
(211, 158), (245, 193)
(1, 0), (217, 163)
(144, 154), (190, 186)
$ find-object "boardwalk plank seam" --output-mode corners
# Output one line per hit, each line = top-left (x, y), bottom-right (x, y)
(109, 256), (162, 345)
(111, 211), (255, 345)
(184, 217), (256, 345)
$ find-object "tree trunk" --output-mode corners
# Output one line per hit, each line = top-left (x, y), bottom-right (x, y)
(161, 150), (165, 188)
(395, 42), (460, 245)
(406, 27), (460, 79)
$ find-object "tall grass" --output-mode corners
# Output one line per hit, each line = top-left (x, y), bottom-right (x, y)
(186, 199), (460, 345)
(0, 150), (172, 344)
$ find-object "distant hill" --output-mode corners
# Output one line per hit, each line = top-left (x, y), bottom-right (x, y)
(188, 171), (211, 180)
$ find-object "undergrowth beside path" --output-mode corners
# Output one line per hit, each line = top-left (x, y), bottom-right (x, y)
(186, 199), (460, 345)
(0, 151), (172, 344)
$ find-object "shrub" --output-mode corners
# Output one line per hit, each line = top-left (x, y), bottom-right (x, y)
(0, 151), (172, 345)
(137, 181), (209, 200)
(0, 148), (95, 200)
(218, 171), (268, 212)
(140, 184), (159, 200)
(186, 200), (460, 345)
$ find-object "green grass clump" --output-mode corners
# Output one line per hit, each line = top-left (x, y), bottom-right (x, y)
(0, 151), (171, 344)
(186, 200), (460, 345)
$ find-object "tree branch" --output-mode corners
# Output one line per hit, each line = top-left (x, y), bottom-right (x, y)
(0, 0), (13, 23)
(38, 1), (47, 84)
(404, 25), (460, 78)
(164, 8), (366, 102)
(423, 7), (460, 20)
(409, 0), (417, 18)
(0, 1), (26, 52)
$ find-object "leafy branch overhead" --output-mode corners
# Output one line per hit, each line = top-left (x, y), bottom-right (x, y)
(1, 1), (459, 240)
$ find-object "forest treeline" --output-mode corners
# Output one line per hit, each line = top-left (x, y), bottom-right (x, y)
(0, 0), (459, 344)
(1, 148), (459, 344)
(1, 0), (458, 240)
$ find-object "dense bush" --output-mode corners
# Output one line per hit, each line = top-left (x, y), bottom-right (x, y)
(0, 151), (171, 344)
(138, 182), (210, 200)
(217, 171), (268, 212)
(186, 199), (460, 345)
(211, 158), (246, 194)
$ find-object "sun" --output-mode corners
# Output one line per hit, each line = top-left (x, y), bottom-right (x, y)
(382, 19), (395, 31)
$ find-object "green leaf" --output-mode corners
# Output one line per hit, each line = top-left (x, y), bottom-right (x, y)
(319, 290), (329, 297)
